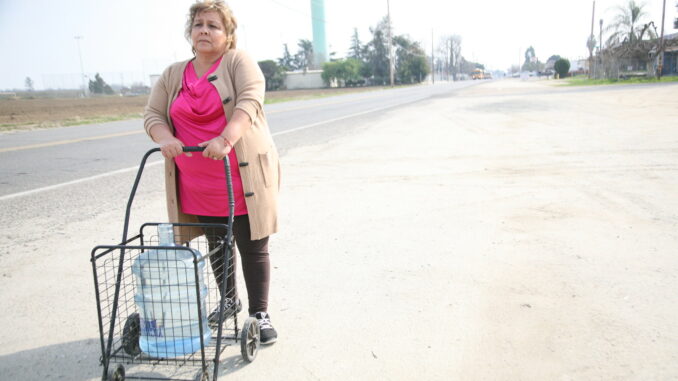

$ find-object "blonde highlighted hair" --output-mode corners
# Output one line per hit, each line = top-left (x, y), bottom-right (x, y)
(185, 0), (238, 51)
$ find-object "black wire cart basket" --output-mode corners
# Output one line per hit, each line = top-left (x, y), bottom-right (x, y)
(91, 147), (260, 381)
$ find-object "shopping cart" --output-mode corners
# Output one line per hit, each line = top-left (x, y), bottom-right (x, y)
(91, 147), (259, 381)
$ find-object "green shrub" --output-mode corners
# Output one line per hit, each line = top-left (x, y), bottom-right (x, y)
(322, 59), (364, 87)
(554, 58), (571, 78)
(258, 60), (285, 91)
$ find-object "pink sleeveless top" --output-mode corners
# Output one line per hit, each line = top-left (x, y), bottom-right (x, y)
(169, 58), (248, 216)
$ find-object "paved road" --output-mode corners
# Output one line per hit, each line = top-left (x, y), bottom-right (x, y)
(0, 82), (476, 198)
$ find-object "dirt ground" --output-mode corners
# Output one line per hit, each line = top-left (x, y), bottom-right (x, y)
(1, 79), (677, 380)
(0, 96), (147, 129)
(0, 86), (389, 130)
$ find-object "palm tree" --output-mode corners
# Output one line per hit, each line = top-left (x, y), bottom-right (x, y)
(606, 0), (656, 46)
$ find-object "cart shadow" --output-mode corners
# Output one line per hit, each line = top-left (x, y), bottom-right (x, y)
(214, 352), (249, 376)
(0, 337), (104, 380)
(0, 337), (259, 380)
(215, 344), (274, 378)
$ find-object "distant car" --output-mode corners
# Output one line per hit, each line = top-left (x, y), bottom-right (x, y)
(472, 68), (489, 80)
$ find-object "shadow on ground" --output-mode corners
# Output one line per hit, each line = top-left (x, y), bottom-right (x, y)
(0, 338), (257, 381)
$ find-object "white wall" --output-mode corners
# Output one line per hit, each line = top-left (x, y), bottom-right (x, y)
(284, 70), (324, 90)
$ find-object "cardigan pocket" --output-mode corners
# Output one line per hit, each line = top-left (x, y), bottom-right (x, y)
(258, 150), (275, 188)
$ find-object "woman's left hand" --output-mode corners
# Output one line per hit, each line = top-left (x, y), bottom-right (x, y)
(198, 136), (232, 160)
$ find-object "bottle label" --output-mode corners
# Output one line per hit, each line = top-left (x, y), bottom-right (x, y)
(141, 318), (165, 337)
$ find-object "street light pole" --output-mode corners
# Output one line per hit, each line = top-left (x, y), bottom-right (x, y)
(386, 0), (394, 87)
(74, 36), (87, 97)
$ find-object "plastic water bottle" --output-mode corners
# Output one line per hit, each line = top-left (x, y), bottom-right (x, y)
(131, 224), (211, 357)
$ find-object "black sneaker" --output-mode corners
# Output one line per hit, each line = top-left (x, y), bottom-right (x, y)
(208, 298), (242, 324)
(254, 312), (278, 345)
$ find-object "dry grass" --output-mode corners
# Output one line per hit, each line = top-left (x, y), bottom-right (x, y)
(0, 86), (388, 132)
(0, 96), (147, 131)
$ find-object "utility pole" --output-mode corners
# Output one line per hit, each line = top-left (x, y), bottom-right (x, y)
(74, 36), (87, 97)
(431, 29), (435, 84)
(599, 19), (603, 54)
(657, 0), (667, 79)
(588, 0), (596, 79)
(599, 19), (604, 77)
(386, 0), (394, 87)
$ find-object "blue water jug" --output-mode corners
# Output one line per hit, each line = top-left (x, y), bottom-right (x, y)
(131, 224), (211, 357)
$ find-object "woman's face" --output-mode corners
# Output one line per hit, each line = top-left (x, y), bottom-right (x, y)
(191, 10), (229, 56)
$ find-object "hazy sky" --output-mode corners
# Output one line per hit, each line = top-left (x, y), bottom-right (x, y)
(0, 0), (674, 90)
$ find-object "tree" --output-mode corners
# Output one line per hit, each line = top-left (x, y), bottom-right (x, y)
(522, 46), (540, 71)
(546, 55), (562, 63)
(348, 28), (363, 60)
(363, 17), (391, 85)
(295, 39), (314, 72)
(88, 73), (114, 95)
(438, 35), (462, 80)
(545, 55), (562, 72)
(321, 61), (342, 86)
(325, 17), (430, 86)
(258, 60), (285, 91)
(606, 0), (655, 46)
(394, 36), (429, 84)
(24, 77), (34, 91)
(278, 43), (296, 71)
(554, 58), (571, 78)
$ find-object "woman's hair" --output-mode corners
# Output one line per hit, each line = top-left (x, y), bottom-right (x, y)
(185, 0), (238, 51)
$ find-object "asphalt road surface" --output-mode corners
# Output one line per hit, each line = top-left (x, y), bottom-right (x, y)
(0, 82), (475, 199)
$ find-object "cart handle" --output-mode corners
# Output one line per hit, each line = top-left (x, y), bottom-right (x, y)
(182, 146), (205, 152)
(121, 146), (235, 246)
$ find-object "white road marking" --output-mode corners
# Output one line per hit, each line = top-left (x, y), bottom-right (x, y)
(0, 161), (163, 201)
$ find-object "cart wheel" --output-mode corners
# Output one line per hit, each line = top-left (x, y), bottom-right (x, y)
(122, 313), (141, 356)
(107, 364), (125, 381)
(240, 317), (260, 363)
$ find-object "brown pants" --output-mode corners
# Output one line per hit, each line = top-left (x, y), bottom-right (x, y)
(197, 215), (270, 315)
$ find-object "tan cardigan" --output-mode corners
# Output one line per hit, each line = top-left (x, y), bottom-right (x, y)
(144, 49), (280, 241)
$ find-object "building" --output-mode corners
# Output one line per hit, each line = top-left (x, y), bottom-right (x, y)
(660, 32), (678, 76)
(569, 58), (589, 75)
(595, 32), (678, 78)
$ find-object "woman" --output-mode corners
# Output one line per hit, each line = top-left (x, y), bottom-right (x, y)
(144, 0), (280, 345)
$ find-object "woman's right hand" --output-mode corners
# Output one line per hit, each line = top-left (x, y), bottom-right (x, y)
(158, 136), (190, 159)
(149, 124), (191, 159)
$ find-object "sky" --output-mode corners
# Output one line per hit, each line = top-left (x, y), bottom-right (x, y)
(0, 0), (675, 90)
